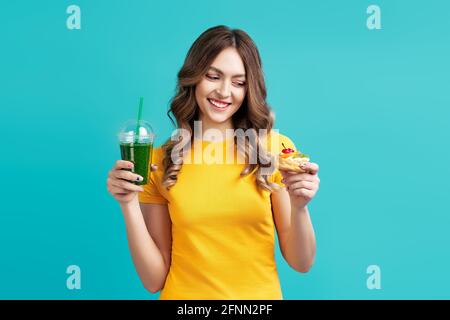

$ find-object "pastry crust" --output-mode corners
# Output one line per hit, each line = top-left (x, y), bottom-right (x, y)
(278, 156), (309, 173)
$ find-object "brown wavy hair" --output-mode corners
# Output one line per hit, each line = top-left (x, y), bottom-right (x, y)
(162, 25), (279, 192)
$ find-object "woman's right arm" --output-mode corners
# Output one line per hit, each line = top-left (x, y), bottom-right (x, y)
(107, 160), (171, 293)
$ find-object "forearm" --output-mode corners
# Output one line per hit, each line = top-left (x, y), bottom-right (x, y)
(120, 199), (168, 292)
(284, 206), (316, 273)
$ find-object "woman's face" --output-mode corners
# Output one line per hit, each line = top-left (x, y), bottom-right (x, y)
(195, 47), (247, 129)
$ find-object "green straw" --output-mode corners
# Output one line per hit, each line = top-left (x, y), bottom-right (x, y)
(135, 97), (144, 143)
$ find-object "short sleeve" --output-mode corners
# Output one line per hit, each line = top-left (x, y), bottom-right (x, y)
(138, 147), (169, 205)
(265, 133), (297, 187)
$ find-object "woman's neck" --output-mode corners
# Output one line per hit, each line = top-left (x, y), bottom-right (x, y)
(198, 117), (234, 142)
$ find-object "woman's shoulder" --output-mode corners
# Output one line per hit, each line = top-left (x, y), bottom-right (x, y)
(151, 144), (166, 165)
(263, 130), (297, 154)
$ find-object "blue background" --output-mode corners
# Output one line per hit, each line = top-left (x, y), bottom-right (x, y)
(1, 0), (449, 299)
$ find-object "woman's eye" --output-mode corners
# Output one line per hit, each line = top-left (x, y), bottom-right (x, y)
(206, 74), (219, 80)
(234, 81), (246, 87)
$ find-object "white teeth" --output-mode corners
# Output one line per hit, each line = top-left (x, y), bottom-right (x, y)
(209, 99), (229, 108)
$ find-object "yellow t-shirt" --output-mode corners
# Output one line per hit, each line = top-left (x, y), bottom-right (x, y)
(138, 132), (296, 300)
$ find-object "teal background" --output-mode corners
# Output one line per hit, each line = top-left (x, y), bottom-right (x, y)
(1, 0), (449, 299)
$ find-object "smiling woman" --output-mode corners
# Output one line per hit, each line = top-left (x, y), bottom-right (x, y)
(107, 25), (320, 300)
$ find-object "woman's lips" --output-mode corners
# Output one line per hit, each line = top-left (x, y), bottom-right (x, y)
(207, 98), (231, 110)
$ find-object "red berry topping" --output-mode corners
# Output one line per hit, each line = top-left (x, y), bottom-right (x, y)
(281, 143), (295, 154)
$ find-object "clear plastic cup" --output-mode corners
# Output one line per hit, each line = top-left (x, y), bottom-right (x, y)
(117, 120), (155, 185)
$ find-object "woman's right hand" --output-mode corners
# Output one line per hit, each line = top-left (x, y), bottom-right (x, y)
(107, 160), (158, 204)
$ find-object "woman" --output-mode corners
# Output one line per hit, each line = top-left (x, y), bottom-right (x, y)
(106, 25), (320, 299)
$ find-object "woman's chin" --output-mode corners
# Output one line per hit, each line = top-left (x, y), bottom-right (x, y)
(204, 112), (232, 125)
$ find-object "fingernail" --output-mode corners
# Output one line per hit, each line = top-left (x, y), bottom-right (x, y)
(136, 176), (142, 181)
(129, 163), (134, 168)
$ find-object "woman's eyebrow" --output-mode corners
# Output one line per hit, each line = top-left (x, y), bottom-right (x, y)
(208, 66), (246, 78)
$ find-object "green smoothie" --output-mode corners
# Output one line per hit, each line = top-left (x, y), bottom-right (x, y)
(120, 142), (153, 185)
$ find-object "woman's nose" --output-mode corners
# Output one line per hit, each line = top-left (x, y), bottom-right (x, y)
(216, 81), (231, 98)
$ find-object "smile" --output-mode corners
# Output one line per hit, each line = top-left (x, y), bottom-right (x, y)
(207, 98), (231, 110)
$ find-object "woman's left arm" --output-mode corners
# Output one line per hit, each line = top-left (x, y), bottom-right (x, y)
(271, 162), (320, 273)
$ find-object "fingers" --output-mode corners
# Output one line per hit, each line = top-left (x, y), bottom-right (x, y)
(108, 185), (136, 195)
(107, 179), (142, 204)
(287, 180), (315, 191)
(107, 160), (158, 199)
(113, 160), (135, 170)
(108, 177), (144, 192)
(282, 173), (320, 184)
(113, 160), (158, 172)
(110, 168), (143, 183)
(112, 160), (157, 174)
(303, 162), (319, 175)
(107, 160), (150, 203)
(279, 163), (320, 202)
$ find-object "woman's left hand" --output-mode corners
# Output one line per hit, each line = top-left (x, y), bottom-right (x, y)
(280, 162), (320, 210)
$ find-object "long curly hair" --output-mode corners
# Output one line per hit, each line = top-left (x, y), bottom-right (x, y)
(162, 25), (279, 192)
